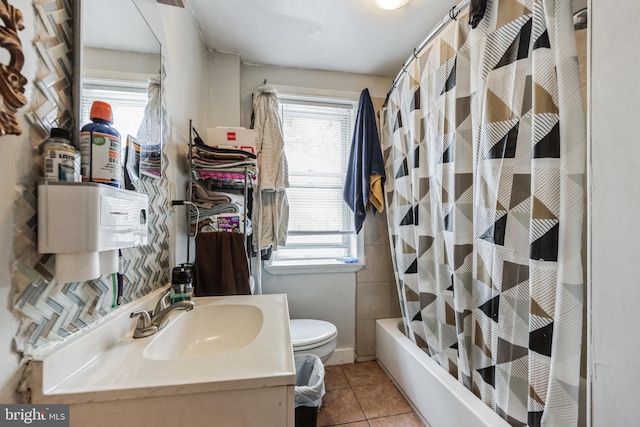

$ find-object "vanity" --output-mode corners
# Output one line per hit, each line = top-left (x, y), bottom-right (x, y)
(23, 288), (296, 426)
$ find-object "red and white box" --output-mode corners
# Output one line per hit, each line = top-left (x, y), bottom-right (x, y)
(206, 127), (256, 155)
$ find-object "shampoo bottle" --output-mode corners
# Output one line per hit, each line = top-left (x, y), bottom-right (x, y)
(80, 101), (123, 188)
(42, 127), (80, 182)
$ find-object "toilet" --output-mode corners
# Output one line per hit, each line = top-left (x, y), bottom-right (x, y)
(290, 319), (338, 364)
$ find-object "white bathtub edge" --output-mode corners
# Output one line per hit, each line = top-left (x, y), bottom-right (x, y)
(375, 318), (510, 427)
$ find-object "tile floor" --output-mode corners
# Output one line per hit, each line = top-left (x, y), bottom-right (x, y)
(317, 361), (424, 427)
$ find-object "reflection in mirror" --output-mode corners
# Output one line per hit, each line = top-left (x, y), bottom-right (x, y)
(80, 0), (162, 179)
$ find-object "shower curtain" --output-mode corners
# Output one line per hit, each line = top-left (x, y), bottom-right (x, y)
(380, 1), (585, 426)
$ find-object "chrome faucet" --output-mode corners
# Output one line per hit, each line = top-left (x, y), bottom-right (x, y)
(130, 290), (195, 338)
(152, 299), (195, 330)
(153, 289), (172, 316)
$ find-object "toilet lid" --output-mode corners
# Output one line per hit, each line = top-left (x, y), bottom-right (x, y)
(290, 319), (337, 347)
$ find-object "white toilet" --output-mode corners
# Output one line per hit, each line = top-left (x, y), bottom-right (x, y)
(290, 319), (338, 364)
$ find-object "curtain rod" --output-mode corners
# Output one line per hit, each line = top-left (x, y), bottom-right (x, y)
(382, 0), (471, 109)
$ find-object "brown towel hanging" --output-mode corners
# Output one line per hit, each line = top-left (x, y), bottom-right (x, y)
(469, 0), (488, 29)
(194, 231), (251, 296)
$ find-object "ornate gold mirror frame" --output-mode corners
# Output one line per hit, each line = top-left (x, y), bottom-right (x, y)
(0, 0), (27, 136)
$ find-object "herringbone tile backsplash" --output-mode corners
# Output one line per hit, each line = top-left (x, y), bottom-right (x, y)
(12, 0), (170, 352)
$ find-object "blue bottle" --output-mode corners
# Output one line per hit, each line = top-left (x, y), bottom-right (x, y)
(80, 101), (123, 188)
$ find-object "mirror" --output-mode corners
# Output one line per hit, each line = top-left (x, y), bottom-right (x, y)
(76, 0), (162, 180)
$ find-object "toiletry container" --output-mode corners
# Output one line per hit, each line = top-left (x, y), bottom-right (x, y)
(80, 101), (123, 188)
(37, 182), (148, 283)
(42, 127), (80, 182)
(171, 264), (194, 303)
(290, 319), (338, 364)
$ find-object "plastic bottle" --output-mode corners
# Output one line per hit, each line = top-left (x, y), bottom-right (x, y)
(170, 264), (194, 304)
(42, 127), (81, 182)
(80, 101), (123, 188)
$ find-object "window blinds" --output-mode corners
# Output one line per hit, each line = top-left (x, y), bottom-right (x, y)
(81, 80), (149, 140)
(279, 97), (355, 234)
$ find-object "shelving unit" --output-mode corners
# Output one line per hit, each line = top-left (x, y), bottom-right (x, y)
(186, 119), (256, 271)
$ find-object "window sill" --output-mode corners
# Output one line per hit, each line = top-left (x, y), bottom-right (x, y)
(264, 259), (365, 275)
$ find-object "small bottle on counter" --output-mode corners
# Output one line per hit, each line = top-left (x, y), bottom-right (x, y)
(170, 264), (194, 304)
(80, 101), (123, 188)
(42, 127), (81, 182)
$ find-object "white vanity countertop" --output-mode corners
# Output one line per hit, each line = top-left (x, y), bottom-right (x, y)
(27, 292), (296, 404)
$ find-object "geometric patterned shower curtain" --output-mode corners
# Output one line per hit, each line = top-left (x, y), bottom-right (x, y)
(380, 1), (585, 426)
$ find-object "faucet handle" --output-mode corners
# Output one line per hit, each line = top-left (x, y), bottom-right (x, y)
(130, 310), (152, 329)
(153, 290), (171, 316)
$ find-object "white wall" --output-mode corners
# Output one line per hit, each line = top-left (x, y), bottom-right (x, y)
(262, 272), (356, 361)
(134, 0), (210, 265)
(590, 0), (640, 425)
(0, 0), (37, 404)
(240, 63), (391, 128)
(83, 47), (160, 81)
(208, 50), (241, 127)
(208, 58), (392, 130)
(159, 2), (210, 266)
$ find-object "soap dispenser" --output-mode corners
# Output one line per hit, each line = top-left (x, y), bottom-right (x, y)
(170, 264), (193, 303)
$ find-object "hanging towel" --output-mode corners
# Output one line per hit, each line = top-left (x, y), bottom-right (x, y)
(253, 85), (289, 190)
(343, 88), (386, 234)
(193, 232), (251, 296)
(252, 85), (289, 251)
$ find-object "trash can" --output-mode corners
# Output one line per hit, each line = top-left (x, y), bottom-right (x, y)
(294, 353), (325, 427)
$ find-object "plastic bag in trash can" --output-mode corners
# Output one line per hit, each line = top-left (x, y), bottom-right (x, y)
(294, 353), (326, 408)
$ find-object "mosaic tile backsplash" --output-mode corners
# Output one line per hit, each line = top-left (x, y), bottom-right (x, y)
(11, 0), (170, 352)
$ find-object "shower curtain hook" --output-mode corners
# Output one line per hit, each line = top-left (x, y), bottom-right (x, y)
(449, 6), (459, 21)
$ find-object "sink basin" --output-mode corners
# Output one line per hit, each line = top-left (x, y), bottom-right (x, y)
(27, 292), (295, 421)
(144, 303), (264, 360)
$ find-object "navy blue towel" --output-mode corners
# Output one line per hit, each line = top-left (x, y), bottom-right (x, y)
(343, 88), (386, 234)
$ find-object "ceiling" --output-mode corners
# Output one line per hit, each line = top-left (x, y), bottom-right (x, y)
(84, 0), (160, 54)
(186, 0), (587, 79)
(186, 0), (461, 79)
(84, 0), (588, 80)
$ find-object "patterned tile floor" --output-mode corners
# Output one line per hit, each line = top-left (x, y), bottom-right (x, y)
(317, 361), (424, 427)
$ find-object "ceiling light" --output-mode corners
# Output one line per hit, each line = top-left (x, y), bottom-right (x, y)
(373, 0), (411, 10)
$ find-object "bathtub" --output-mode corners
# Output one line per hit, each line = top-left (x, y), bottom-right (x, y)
(376, 318), (510, 427)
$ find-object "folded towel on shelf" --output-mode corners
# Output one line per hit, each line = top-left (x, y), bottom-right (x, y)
(190, 142), (258, 173)
(190, 181), (245, 208)
(194, 231), (251, 296)
(193, 170), (257, 188)
(191, 157), (258, 171)
(194, 140), (257, 159)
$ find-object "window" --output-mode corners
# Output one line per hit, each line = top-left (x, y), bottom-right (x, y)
(268, 93), (363, 271)
(81, 78), (149, 139)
